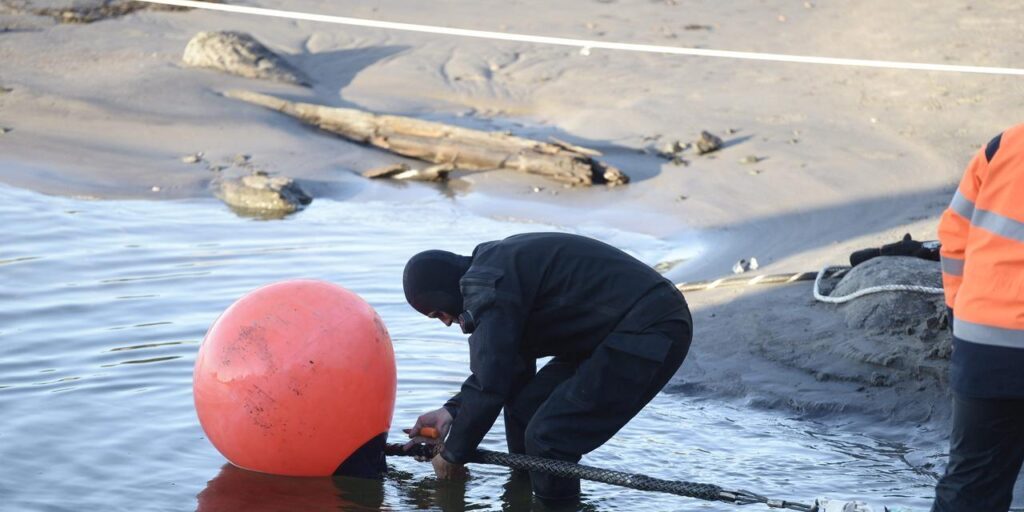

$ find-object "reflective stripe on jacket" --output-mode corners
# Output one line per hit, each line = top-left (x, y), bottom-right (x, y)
(938, 125), (1024, 349)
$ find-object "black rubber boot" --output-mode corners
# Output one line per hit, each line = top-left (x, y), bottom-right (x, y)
(530, 471), (582, 503)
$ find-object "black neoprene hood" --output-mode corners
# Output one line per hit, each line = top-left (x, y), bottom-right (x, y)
(402, 250), (471, 316)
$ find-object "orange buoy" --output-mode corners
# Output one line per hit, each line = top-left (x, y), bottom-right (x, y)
(194, 280), (396, 477)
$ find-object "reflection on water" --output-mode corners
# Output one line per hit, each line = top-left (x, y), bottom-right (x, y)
(300, 465), (594, 512)
(0, 183), (940, 511)
(197, 464), (385, 512)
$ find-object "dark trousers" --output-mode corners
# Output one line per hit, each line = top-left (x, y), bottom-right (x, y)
(932, 394), (1024, 512)
(502, 318), (691, 501)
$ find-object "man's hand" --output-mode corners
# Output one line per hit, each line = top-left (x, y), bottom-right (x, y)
(403, 407), (454, 454)
(432, 453), (468, 480)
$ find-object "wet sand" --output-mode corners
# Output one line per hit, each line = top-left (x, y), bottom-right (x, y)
(2, 0), (1023, 465)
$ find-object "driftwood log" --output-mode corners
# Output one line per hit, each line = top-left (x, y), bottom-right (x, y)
(224, 90), (628, 186)
(362, 163), (454, 182)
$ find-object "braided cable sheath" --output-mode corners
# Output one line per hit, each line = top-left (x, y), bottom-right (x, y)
(474, 449), (726, 502)
(675, 269), (847, 293)
(385, 444), (815, 510)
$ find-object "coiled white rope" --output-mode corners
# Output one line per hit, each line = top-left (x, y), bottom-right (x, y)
(676, 265), (943, 304)
(812, 265), (944, 304)
(135, 0), (1024, 76)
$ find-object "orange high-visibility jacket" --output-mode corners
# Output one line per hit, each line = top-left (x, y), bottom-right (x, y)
(938, 125), (1024, 349)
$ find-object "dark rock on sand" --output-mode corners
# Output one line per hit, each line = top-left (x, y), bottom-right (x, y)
(680, 255), (953, 424)
(832, 256), (946, 340)
(183, 31), (310, 86)
(695, 130), (723, 155)
(217, 172), (312, 218)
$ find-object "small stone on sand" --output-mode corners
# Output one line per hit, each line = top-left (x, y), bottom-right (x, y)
(657, 140), (691, 165)
(695, 131), (723, 155)
(182, 152), (203, 164)
(732, 258), (759, 274)
(660, 140), (687, 156)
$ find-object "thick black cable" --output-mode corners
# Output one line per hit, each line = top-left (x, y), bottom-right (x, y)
(385, 443), (814, 511)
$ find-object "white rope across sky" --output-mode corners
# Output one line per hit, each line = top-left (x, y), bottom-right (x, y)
(136, 0), (1024, 76)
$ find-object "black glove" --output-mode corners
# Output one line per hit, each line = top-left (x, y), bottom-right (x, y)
(849, 247), (881, 267)
(850, 234), (941, 267)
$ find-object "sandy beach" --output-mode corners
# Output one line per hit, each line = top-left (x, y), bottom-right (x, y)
(4, 1), (1022, 257)
(2, 0), (1023, 506)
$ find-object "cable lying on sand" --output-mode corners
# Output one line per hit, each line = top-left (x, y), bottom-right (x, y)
(674, 266), (943, 302)
(676, 234), (944, 304)
(675, 269), (838, 293)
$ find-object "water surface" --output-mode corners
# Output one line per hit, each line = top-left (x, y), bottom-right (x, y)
(0, 184), (939, 511)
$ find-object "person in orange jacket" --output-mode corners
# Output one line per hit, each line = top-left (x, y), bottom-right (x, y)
(932, 125), (1024, 511)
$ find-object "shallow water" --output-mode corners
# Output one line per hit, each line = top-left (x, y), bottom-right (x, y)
(0, 183), (941, 511)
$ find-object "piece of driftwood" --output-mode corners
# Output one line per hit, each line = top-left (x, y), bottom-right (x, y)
(362, 163), (453, 182)
(362, 163), (411, 179)
(548, 137), (602, 157)
(225, 90), (628, 186)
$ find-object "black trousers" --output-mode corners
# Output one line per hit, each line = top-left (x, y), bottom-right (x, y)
(502, 317), (691, 501)
(932, 394), (1024, 512)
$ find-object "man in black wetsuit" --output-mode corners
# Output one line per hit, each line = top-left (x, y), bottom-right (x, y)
(401, 232), (692, 501)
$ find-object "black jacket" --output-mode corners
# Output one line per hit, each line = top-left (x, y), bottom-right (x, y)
(441, 232), (688, 464)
